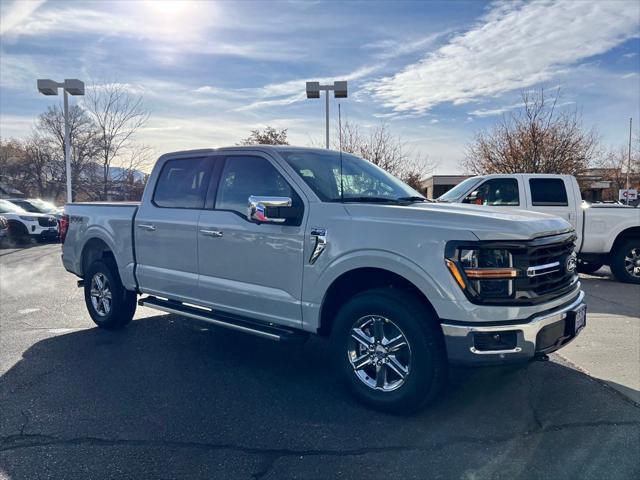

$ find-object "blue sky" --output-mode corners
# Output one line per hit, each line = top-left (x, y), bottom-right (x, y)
(1, 0), (639, 173)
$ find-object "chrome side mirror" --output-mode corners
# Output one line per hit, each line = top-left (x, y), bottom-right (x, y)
(248, 196), (292, 223)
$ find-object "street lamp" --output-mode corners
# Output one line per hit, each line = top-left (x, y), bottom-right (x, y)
(306, 80), (347, 149)
(37, 78), (85, 203)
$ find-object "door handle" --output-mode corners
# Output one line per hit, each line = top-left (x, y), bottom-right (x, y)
(200, 229), (223, 238)
(137, 223), (157, 231)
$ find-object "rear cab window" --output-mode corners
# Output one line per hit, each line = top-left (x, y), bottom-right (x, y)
(529, 178), (569, 206)
(153, 157), (213, 209)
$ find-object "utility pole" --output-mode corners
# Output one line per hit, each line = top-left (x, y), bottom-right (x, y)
(627, 117), (632, 205)
(305, 81), (348, 149)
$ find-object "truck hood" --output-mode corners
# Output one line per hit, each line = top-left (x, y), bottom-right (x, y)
(344, 202), (573, 241)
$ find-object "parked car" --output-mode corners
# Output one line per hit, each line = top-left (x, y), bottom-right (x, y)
(6, 198), (64, 220)
(61, 147), (586, 412)
(0, 216), (8, 245)
(0, 199), (59, 242)
(437, 174), (640, 283)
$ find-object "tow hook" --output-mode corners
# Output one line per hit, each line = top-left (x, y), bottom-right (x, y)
(534, 353), (549, 362)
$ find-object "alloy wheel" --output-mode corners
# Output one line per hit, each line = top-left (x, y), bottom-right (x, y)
(347, 315), (411, 392)
(90, 272), (112, 316)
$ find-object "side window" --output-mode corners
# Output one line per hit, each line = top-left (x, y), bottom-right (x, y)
(153, 157), (212, 209)
(215, 155), (299, 216)
(529, 179), (568, 206)
(462, 178), (520, 206)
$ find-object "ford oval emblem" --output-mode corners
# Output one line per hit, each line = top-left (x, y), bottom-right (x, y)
(566, 252), (577, 273)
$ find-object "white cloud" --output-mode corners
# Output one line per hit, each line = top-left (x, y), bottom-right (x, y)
(363, 30), (451, 60)
(367, 0), (640, 115)
(0, 0), (46, 36)
(203, 64), (383, 112)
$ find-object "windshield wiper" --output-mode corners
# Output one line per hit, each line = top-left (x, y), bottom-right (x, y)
(397, 196), (430, 203)
(333, 197), (404, 204)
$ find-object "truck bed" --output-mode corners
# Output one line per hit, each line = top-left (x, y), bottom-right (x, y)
(62, 202), (140, 291)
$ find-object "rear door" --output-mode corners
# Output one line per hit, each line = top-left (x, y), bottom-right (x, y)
(524, 176), (577, 229)
(196, 152), (307, 328)
(135, 155), (214, 303)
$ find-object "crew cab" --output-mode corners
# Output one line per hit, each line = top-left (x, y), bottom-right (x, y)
(0, 199), (59, 242)
(62, 147), (587, 412)
(437, 174), (640, 283)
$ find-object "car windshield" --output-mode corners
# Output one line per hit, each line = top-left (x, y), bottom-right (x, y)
(436, 177), (480, 202)
(280, 150), (423, 203)
(0, 199), (27, 214)
(10, 200), (40, 212)
(28, 199), (57, 212)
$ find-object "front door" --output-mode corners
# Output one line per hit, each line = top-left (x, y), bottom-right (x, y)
(135, 155), (214, 303)
(197, 153), (307, 328)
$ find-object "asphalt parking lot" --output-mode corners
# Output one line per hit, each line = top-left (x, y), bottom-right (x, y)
(1, 244), (639, 479)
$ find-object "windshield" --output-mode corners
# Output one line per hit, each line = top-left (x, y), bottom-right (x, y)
(28, 199), (57, 212)
(0, 199), (27, 214)
(437, 177), (480, 202)
(10, 200), (40, 213)
(280, 150), (422, 202)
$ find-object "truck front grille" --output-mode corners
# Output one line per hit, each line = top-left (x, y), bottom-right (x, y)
(511, 232), (579, 304)
(37, 216), (57, 227)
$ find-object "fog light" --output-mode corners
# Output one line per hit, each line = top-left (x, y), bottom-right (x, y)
(473, 331), (518, 351)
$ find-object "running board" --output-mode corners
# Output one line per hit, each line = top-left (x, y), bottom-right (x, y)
(138, 296), (309, 343)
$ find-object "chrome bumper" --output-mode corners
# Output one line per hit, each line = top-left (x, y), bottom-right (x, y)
(441, 291), (586, 365)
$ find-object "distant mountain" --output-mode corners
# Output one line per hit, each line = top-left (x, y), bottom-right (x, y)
(108, 167), (147, 183)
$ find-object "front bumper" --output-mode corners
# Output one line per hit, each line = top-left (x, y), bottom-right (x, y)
(441, 290), (586, 365)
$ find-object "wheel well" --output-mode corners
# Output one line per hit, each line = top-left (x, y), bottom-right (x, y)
(317, 267), (438, 336)
(7, 220), (27, 234)
(81, 238), (115, 277)
(612, 227), (640, 253)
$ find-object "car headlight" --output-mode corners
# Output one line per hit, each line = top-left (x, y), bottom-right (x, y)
(446, 248), (517, 299)
(19, 216), (35, 221)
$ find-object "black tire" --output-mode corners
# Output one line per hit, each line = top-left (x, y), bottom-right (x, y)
(84, 258), (137, 329)
(8, 221), (29, 244)
(576, 259), (603, 275)
(610, 239), (640, 284)
(331, 288), (447, 414)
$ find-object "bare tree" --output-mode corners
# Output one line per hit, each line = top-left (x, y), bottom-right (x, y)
(85, 83), (149, 199)
(463, 89), (598, 176)
(336, 120), (432, 190)
(36, 104), (101, 200)
(238, 126), (289, 146)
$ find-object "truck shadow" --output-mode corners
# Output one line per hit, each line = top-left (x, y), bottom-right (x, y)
(1, 314), (638, 479)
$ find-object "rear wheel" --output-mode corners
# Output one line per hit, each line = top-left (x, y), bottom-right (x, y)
(331, 288), (447, 413)
(84, 258), (137, 329)
(610, 239), (640, 284)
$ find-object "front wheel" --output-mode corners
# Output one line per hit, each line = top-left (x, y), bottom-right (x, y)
(84, 258), (137, 329)
(610, 239), (640, 284)
(331, 288), (447, 414)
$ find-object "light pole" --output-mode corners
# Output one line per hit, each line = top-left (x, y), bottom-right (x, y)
(306, 81), (347, 149)
(37, 78), (85, 204)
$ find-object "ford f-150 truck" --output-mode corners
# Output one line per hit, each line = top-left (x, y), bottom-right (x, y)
(436, 174), (640, 283)
(62, 146), (586, 412)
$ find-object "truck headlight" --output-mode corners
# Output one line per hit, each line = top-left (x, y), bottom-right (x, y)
(446, 248), (517, 298)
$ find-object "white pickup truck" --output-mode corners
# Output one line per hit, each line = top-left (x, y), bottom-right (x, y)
(437, 174), (640, 283)
(61, 147), (587, 412)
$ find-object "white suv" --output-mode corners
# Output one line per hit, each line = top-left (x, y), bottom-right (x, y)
(0, 199), (59, 242)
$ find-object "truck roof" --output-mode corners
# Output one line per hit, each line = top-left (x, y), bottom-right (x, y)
(157, 145), (347, 160)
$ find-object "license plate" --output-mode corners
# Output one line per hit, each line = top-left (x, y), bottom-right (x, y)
(572, 304), (587, 334)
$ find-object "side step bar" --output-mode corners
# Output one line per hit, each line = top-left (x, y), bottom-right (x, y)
(138, 296), (309, 343)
